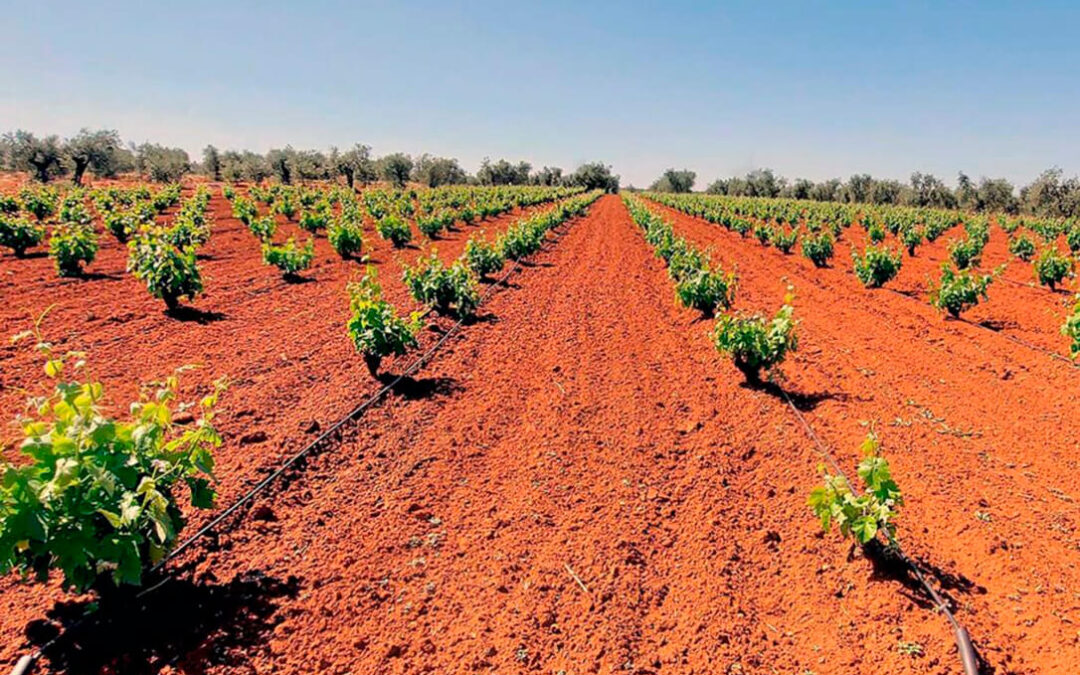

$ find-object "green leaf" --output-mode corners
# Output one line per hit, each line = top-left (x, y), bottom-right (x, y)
(852, 517), (878, 544)
(44, 359), (63, 378)
(98, 509), (123, 529)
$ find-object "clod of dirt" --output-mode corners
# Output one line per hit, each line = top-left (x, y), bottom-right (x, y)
(252, 505), (277, 522)
(240, 430), (268, 445)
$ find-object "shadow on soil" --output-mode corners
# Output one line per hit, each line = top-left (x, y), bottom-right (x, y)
(78, 272), (124, 282)
(26, 570), (300, 675)
(377, 374), (463, 401)
(862, 541), (994, 673)
(741, 379), (851, 412)
(976, 318), (1020, 331)
(463, 312), (498, 326)
(165, 306), (228, 324)
(862, 539), (986, 605)
(283, 274), (316, 285)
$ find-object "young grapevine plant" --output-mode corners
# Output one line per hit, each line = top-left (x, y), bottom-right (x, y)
(19, 188), (58, 222)
(376, 215), (412, 248)
(463, 234), (505, 279)
(712, 290), (798, 382)
(127, 231), (204, 310)
(1063, 295), (1080, 359)
(298, 209), (328, 234)
(417, 215), (444, 239)
(853, 244), (902, 288)
(403, 251), (480, 318)
(346, 268), (424, 376)
(807, 432), (903, 545)
(929, 264), (993, 318)
(0, 333), (225, 592)
(1067, 223), (1080, 254)
(231, 197), (258, 225)
(1008, 234), (1036, 262)
(801, 231), (834, 267)
(49, 222), (99, 277)
(0, 217), (46, 257)
(900, 226), (923, 257)
(675, 265), (737, 317)
(771, 227), (798, 254)
(262, 237), (315, 279)
(0, 195), (18, 215)
(248, 215), (277, 242)
(328, 218), (365, 259)
(1033, 247), (1074, 290)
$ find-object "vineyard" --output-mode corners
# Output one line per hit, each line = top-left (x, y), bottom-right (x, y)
(0, 175), (1078, 675)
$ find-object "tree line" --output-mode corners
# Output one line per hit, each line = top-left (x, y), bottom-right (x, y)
(0, 128), (620, 192)
(648, 166), (1080, 219)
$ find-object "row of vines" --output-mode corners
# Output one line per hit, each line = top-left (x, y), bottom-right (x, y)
(645, 192), (1080, 358)
(625, 193), (906, 550)
(0, 182), (598, 603)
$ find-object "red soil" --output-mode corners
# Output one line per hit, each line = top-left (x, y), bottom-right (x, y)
(645, 196), (1080, 674)
(0, 187), (571, 656)
(0, 194), (1075, 674)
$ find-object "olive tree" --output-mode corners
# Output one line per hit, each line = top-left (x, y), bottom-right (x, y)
(569, 162), (619, 193)
(202, 145), (222, 180)
(4, 130), (67, 182)
(266, 147), (296, 184)
(294, 149), (330, 181)
(531, 166), (563, 186)
(379, 153), (414, 188)
(412, 154), (467, 187)
(908, 172), (957, 209)
(650, 168), (696, 193)
(810, 178), (842, 202)
(333, 144), (377, 188)
(477, 158), (531, 186)
(782, 178), (814, 199)
(1020, 168), (1080, 219)
(977, 177), (1019, 214)
(63, 129), (124, 185)
(134, 143), (190, 182)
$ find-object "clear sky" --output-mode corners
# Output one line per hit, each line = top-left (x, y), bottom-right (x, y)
(3, 0), (1078, 188)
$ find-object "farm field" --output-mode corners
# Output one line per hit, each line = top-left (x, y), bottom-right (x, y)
(1, 176), (1078, 675)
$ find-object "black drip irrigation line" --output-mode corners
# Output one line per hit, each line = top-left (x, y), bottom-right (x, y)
(627, 196), (981, 675)
(878, 287), (1080, 369)
(7, 198), (597, 675)
(777, 388), (980, 675)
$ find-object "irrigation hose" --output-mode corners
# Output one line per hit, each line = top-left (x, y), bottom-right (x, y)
(6, 198), (596, 675)
(878, 287), (1079, 369)
(778, 388), (979, 675)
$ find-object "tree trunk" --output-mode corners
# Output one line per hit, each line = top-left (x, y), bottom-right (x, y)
(72, 160), (88, 186)
(363, 353), (381, 377)
(31, 160), (51, 183)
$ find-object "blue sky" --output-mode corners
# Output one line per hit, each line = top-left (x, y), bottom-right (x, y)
(2, 1), (1078, 188)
